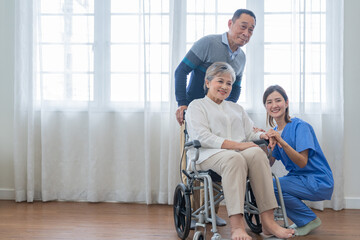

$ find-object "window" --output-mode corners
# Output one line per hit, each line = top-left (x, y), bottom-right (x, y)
(38, 0), (95, 104)
(37, 0), (170, 109)
(264, 0), (327, 106)
(37, 0), (328, 111)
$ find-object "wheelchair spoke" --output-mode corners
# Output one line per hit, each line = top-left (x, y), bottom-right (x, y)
(255, 214), (261, 224)
(176, 191), (183, 206)
(179, 214), (186, 229)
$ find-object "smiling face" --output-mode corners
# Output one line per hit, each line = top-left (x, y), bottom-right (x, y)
(227, 13), (255, 51)
(206, 73), (233, 104)
(265, 91), (289, 123)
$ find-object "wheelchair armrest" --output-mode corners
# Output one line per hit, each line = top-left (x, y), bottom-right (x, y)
(253, 139), (269, 146)
(184, 140), (201, 149)
(253, 139), (272, 158)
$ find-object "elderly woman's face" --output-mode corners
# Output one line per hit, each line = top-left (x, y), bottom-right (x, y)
(205, 73), (233, 104)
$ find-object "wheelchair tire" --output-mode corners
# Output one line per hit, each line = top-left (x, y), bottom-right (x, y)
(193, 231), (204, 240)
(244, 181), (263, 234)
(173, 183), (191, 240)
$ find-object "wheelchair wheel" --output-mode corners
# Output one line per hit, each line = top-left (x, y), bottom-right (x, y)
(173, 183), (191, 240)
(193, 231), (204, 240)
(244, 181), (262, 234)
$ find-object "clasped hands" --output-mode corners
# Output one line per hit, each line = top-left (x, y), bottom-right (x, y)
(260, 128), (283, 151)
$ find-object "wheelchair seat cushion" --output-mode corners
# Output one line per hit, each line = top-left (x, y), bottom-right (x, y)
(197, 169), (222, 182)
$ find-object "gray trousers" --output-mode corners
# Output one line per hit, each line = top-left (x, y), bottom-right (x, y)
(198, 147), (278, 217)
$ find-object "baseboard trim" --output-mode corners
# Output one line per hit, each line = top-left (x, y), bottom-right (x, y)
(345, 197), (360, 209)
(2, 188), (360, 208)
(0, 188), (15, 200)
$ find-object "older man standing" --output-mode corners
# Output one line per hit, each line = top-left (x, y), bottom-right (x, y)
(175, 9), (256, 125)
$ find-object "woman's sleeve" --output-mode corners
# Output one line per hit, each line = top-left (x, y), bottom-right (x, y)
(295, 122), (316, 157)
(241, 107), (262, 141)
(186, 103), (225, 149)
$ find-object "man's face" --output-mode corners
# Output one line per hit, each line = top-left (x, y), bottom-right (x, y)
(228, 13), (256, 48)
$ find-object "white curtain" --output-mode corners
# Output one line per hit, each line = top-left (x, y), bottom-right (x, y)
(246, 0), (344, 210)
(14, 0), (344, 210)
(14, 0), (181, 203)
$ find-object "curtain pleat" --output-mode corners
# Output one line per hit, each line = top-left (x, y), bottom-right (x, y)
(14, 0), (344, 210)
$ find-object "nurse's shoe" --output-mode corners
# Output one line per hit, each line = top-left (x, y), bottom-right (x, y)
(293, 217), (322, 236)
(288, 223), (297, 229)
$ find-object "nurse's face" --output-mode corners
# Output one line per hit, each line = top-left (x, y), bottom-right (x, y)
(265, 91), (288, 121)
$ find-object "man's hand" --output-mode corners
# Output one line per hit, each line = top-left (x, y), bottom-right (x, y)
(253, 126), (265, 133)
(176, 105), (188, 125)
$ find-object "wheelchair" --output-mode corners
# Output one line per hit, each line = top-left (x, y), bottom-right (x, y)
(173, 121), (289, 240)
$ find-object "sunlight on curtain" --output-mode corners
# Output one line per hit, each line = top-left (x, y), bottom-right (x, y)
(14, 0), (180, 203)
(247, 0), (344, 210)
(14, 0), (344, 210)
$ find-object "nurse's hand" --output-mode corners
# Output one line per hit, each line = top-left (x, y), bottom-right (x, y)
(266, 129), (283, 150)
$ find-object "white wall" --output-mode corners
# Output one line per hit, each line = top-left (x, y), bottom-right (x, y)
(343, 0), (360, 209)
(0, 0), (359, 207)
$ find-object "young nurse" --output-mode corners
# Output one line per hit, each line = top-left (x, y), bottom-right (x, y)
(263, 85), (334, 236)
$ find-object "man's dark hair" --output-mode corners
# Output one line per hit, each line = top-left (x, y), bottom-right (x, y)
(232, 9), (256, 25)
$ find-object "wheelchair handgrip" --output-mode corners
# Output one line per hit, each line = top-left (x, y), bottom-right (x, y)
(184, 140), (201, 149)
(253, 139), (269, 146)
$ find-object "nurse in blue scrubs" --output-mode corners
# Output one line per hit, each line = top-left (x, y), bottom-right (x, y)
(262, 85), (334, 236)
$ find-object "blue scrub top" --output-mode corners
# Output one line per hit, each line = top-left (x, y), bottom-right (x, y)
(272, 118), (334, 200)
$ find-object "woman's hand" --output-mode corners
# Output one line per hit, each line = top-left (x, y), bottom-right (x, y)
(265, 129), (309, 168)
(221, 140), (259, 151)
(265, 129), (284, 151)
(260, 133), (268, 140)
(237, 142), (259, 151)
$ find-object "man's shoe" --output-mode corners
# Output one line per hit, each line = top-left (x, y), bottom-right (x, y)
(190, 219), (196, 230)
(190, 215), (226, 230)
(215, 215), (227, 226)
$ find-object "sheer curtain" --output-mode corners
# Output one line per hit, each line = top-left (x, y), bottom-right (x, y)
(14, 0), (344, 210)
(14, 0), (181, 203)
(246, 0), (344, 210)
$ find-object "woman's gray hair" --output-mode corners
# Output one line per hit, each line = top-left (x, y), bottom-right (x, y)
(204, 62), (236, 94)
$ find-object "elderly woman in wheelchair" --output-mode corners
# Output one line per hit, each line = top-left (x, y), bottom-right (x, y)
(176, 62), (294, 240)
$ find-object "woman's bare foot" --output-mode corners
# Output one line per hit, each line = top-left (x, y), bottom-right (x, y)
(261, 210), (294, 239)
(229, 214), (252, 240)
(231, 227), (252, 240)
(263, 225), (294, 239)
(262, 225), (294, 239)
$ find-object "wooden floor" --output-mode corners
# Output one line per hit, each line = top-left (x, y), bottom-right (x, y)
(0, 201), (359, 240)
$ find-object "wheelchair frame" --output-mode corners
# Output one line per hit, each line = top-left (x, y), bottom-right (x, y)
(173, 124), (289, 240)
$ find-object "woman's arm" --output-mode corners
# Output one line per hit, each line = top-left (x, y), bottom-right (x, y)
(221, 139), (258, 151)
(266, 129), (309, 168)
(221, 132), (268, 151)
